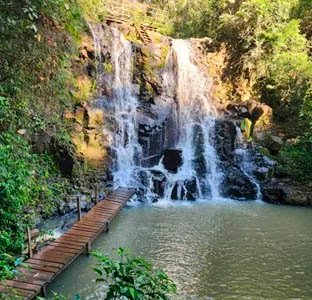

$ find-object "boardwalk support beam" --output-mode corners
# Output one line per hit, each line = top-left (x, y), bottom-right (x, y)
(77, 196), (82, 221)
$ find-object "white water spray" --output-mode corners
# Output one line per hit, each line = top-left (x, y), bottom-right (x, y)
(109, 28), (142, 188)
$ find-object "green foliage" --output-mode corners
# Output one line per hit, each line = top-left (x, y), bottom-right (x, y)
(276, 142), (312, 182)
(0, 131), (68, 279)
(77, 0), (107, 22)
(0, 0), (84, 280)
(93, 248), (177, 300)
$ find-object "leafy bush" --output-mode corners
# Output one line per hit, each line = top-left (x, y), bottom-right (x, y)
(93, 248), (177, 300)
(276, 141), (312, 182)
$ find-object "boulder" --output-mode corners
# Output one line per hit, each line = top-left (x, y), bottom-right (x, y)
(262, 180), (312, 206)
(162, 149), (183, 173)
(264, 135), (283, 155)
(220, 166), (258, 200)
(171, 177), (198, 201)
(150, 170), (167, 197)
(227, 100), (273, 132)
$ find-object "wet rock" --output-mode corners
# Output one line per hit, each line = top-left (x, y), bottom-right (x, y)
(214, 119), (237, 161)
(254, 167), (271, 180)
(150, 170), (167, 197)
(220, 166), (258, 200)
(262, 180), (312, 206)
(193, 124), (207, 176)
(171, 177), (198, 201)
(264, 135), (283, 155)
(162, 149), (183, 173)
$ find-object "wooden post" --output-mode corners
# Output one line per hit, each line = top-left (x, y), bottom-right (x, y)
(27, 227), (33, 258)
(86, 241), (92, 254)
(77, 196), (82, 221)
(94, 185), (99, 205)
(41, 285), (47, 298)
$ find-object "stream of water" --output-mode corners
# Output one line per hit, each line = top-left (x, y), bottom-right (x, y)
(48, 201), (312, 300)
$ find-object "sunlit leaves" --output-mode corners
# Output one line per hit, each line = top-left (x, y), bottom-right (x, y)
(92, 248), (177, 300)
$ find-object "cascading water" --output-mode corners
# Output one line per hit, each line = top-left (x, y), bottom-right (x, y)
(170, 40), (222, 199)
(235, 128), (262, 200)
(134, 40), (224, 202)
(99, 31), (224, 202)
(108, 28), (142, 188)
(96, 28), (261, 203)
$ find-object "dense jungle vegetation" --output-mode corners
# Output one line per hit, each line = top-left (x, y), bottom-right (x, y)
(0, 0), (311, 286)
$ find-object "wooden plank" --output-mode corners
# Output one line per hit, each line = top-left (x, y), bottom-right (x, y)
(39, 249), (79, 260)
(31, 254), (69, 265)
(42, 245), (80, 255)
(0, 284), (35, 298)
(65, 230), (95, 238)
(103, 200), (124, 206)
(79, 218), (107, 226)
(60, 234), (90, 243)
(14, 275), (46, 287)
(90, 209), (116, 216)
(104, 197), (125, 204)
(3, 280), (41, 293)
(21, 263), (59, 274)
(71, 224), (102, 233)
(96, 203), (122, 209)
(91, 206), (117, 213)
(17, 267), (56, 280)
(48, 241), (84, 251)
(82, 214), (111, 221)
(52, 238), (86, 247)
(98, 202), (121, 208)
(27, 259), (63, 269)
(36, 249), (74, 259)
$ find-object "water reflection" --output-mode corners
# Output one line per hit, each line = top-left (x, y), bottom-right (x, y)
(48, 201), (312, 300)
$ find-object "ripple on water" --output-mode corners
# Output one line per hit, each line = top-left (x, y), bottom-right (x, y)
(48, 201), (312, 300)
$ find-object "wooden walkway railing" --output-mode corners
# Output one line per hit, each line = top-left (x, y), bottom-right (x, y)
(0, 187), (136, 300)
(104, 0), (168, 31)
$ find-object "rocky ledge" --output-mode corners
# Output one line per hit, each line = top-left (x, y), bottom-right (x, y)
(262, 179), (312, 206)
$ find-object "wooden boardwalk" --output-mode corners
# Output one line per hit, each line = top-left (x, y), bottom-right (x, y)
(0, 187), (136, 300)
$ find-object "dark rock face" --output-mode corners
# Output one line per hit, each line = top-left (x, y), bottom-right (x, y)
(162, 149), (183, 173)
(213, 118), (277, 200)
(220, 165), (258, 200)
(138, 104), (179, 167)
(150, 170), (167, 198)
(227, 100), (272, 125)
(262, 180), (312, 206)
(214, 119), (237, 161)
(50, 137), (75, 178)
(193, 124), (207, 176)
(171, 177), (198, 201)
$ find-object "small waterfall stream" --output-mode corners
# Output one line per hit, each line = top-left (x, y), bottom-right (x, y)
(109, 28), (142, 188)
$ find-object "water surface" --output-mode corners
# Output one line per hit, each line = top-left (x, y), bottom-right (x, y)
(48, 200), (312, 299)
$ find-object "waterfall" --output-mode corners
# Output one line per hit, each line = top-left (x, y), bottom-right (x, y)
(235, 128), (262, 201)
(109, 28), (142, 188)
(137, 40), (223, 202)
(170, 40), (222, 199)
(93, 26), (265, 202)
